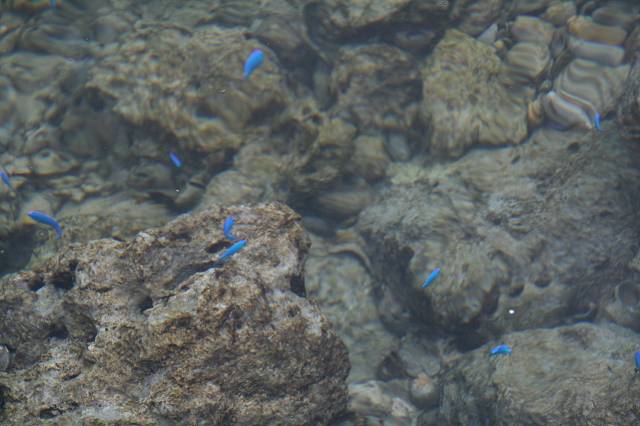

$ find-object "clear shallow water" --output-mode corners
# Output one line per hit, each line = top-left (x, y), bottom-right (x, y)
(1, 0), (640, 424)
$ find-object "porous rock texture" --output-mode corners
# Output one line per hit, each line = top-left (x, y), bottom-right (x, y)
(0, 203), (350, 425)
(357, 127), (640, 343)
(439, 323), (640, 425)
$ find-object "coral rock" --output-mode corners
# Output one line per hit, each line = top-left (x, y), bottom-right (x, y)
(567, 16), (627, 46)
(0, 203), (350, 425)
(505, 41), (551, 83)
(421, 30), (528, 157)
(511, 15), (555, 46)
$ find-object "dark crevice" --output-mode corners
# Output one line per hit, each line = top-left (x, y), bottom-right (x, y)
(47, 324), (69, 340)
(138, 296), (153, 314)
(28, 275), (46, 292)
(49, 261), (78, 291)
(289, 274), (306, 297)
(206, 241), (230, 254)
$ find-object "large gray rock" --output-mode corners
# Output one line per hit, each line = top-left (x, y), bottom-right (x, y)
(357, 128), (640, 343)
(439, 323), (640, 425)
(0, 203), (349, 425)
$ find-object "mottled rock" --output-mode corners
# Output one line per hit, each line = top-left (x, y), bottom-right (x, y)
(439, 323), (640, 424)
(86, 24), (287, 157)
(283, 117), (357, 198)
(568, 37), (625, 67)
(505, 41), (551, 83)
(0, 76), (17, 126)
(357, 128), (640, 340)
(617, 57), (640, 139)
(511, 15), (555, 46)
(349, 135), (390, 182)
(0, 203), (349, 425)
(551, 58), (629, 126)
(29, 148), (79, 176)
(421, 30), (528, 157)
(541, 1), (576, 27)
(567, 16), (627, 46)
(510, 0), (552, 15)
(592, 3), (639, 29)
(348, 380), (417, 424)
(452, 0), (503, 37)
(306, 0), (449, 42)
(329, 44), (421, 136)
(314, 186), (374, 221)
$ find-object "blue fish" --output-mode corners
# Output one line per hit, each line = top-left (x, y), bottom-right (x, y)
(421, 268), (441, 289)
(169, 152), (182, 168)
(51, 0), (56, 9)
(635, 351), (640, 373)
(243, 49), (264, 78)
(594, 112), (602, 131)
(223, 216), (236, 241)
(0, 170), (13, 192)
(27, 211), (62, 239)
(218, 240), (246, 262)
(490, 344), (512, 356)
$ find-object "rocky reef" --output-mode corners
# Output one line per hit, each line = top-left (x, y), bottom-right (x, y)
(0, 203), (350, 425)
(1, 0), (640, 424)
(439, 323), (640, 424)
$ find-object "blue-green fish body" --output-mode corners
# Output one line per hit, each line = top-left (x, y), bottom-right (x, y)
(243, 49), (264, 78)
(28, 210), (62, 239)
(0, 170), (13, 192)
(490, 344), (512, 356)
(218, 240), (246, 262)
(223, 216), (236, 241)
(421, 268), (440, 289)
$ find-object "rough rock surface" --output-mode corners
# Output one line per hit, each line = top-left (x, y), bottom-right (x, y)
(421, 30), (529, 157)
(617, 57), (640, 140)
(0, 203), (350, 425)
(439, 323), (640, 425)
(86, 24), (287, 156)
(357, 128), (640, 344)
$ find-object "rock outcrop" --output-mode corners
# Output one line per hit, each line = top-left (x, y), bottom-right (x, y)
(0, 203), (350, 425)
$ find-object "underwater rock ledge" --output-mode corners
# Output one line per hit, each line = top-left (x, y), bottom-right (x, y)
(0, 202), (350, 425)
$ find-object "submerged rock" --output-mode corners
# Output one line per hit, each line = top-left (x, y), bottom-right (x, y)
(86, 24), (287, 158)
(617, 58), (640, 140)
(357, 128), (640, 341)
(421, 30), (528, 157)
(439, 323), (640, 424)
(0, 203), (349, 425)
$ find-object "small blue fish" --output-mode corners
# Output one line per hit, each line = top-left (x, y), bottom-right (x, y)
(169, 152), (182, 168)
(490, 344), (512, 356)
(218, 240), (246, 262)
(27, 211), (62, 239)
(421, 268), (441, 289)
(594, 112), (602, 131)
(635, 351), (640, 373)
(223, 216), (236, 241)
(243, 49), (264, 78)
(0, 170), (13, 192)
